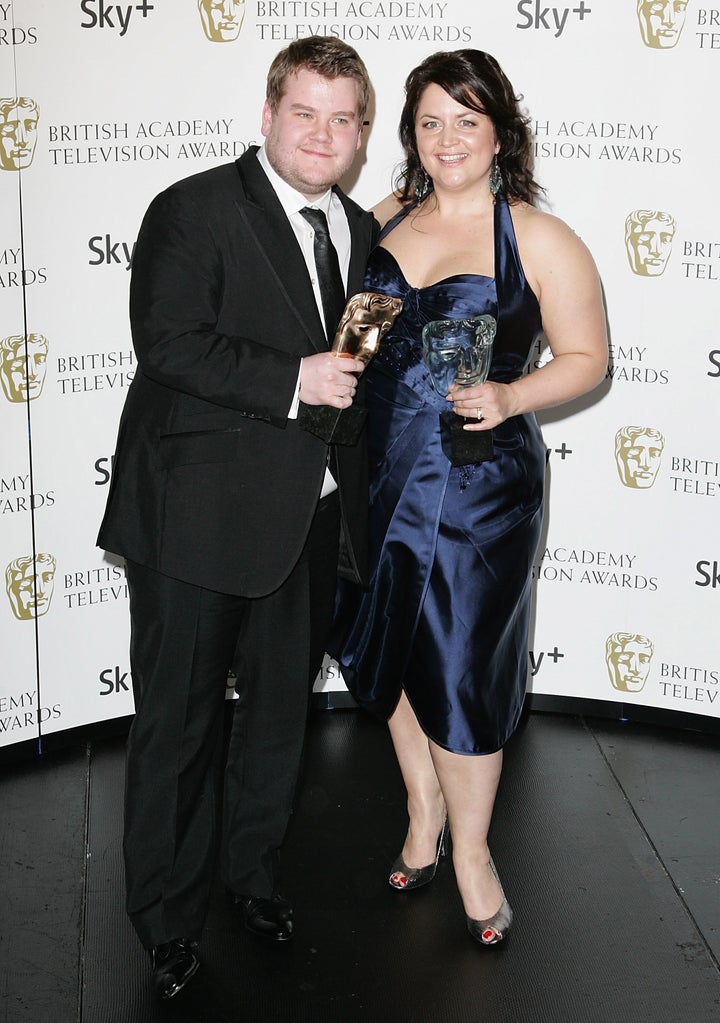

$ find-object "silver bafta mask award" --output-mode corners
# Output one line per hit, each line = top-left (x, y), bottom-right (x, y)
(299, 292), (403, 445)
(422, 315), (496, 465)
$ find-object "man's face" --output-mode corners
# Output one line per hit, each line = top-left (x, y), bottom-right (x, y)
(0, 102), (39, 170)
(637, 0), (688, 48)
(617, 433), (663, 488)
(608, 638), (652, 692)
(8, 560), (55, 619)
(627, 217), (674, 276)
(1, 338), (48, 402)
(198, 0), (244, 41)
(262, 69), (363, 201)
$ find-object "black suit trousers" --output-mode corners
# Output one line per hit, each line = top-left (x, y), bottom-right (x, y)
(123, 493), (340, 948)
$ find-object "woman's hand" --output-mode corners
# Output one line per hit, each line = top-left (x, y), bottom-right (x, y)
(448, 380), (518, 430)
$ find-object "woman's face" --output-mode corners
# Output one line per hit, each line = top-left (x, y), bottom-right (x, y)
(414, 82), (499, 195)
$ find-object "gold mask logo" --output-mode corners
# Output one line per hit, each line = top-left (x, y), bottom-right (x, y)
(198, 0), (245, 42)
(0, 97), (39, 171)
(1, 334), (48, 403)
(615, 426), (664, 489)
(625, 210), (676, 277)
(637, 0), (688, 49)
(606, 632), (654, 692)
(6, 553), (57, 620)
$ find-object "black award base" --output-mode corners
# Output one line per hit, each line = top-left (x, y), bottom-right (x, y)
(298, 402), (367, 446)
(439, 411), (495, 466)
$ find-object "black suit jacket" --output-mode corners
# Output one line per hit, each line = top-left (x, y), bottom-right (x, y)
(98, 148), (377, 597)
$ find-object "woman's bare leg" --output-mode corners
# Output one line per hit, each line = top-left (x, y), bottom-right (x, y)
(429, 742), (505, 921)
(387, 691), (446, 867)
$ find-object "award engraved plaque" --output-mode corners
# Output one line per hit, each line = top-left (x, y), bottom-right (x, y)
(299, 291), (403, 445)
(422, 314), (496, 465)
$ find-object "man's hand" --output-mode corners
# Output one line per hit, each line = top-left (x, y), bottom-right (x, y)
(299, 352), (364, 408)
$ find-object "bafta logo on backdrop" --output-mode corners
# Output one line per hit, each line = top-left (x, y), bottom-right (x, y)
(0, 334), (48, 402)
(198, 0), (245, 41)
(615, 426), (665, 489)
(625, 210), (676, 277)
(636, 0), (688, 49)
(0, 97), (39, 171)
(6, 554), (56, 620)
(606, 632), (654, 693)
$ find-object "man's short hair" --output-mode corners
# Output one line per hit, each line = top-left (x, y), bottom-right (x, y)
(265, 36), (371, 122)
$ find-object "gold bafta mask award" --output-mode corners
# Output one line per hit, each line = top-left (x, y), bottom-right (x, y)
(422, 315), (496, 466)
(299, 292), (403, 445)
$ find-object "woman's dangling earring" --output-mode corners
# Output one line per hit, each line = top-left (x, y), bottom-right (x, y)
(415, 169), (430, 201)
(489, 156), (502, 198)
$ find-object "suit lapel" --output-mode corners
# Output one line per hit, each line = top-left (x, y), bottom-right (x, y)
(232, 150), (374, 353)
(233, 151), (327, 352)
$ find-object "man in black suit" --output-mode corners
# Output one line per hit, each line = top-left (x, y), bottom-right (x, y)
(97, 36), (375, 998)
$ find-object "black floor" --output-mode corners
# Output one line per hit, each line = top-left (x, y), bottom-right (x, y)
(3, 709), (719, 1023)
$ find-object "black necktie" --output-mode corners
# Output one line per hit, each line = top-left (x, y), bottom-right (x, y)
(300, 206), (346, 344)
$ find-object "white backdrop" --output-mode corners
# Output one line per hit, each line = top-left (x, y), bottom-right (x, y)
(1, 0), (718, 747)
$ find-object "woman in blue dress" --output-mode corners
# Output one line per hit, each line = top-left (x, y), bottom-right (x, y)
(332, 50), (608, 944)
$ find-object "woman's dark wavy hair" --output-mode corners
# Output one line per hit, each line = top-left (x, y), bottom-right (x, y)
(395, 49), (542, 206)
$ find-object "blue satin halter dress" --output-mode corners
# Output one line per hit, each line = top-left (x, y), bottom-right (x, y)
(332, 194), (547, 755)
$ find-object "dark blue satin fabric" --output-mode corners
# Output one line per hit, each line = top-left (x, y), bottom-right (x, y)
(331, 195), (547, 754)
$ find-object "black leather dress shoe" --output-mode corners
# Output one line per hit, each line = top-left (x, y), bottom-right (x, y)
(151, 938), (200, 999)
(232, 894), (294, 941)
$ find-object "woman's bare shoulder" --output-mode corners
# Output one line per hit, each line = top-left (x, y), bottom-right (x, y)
(510, 200), (602, 305)
(510, 201), (577, 244)
(371, 192), (406, 228)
